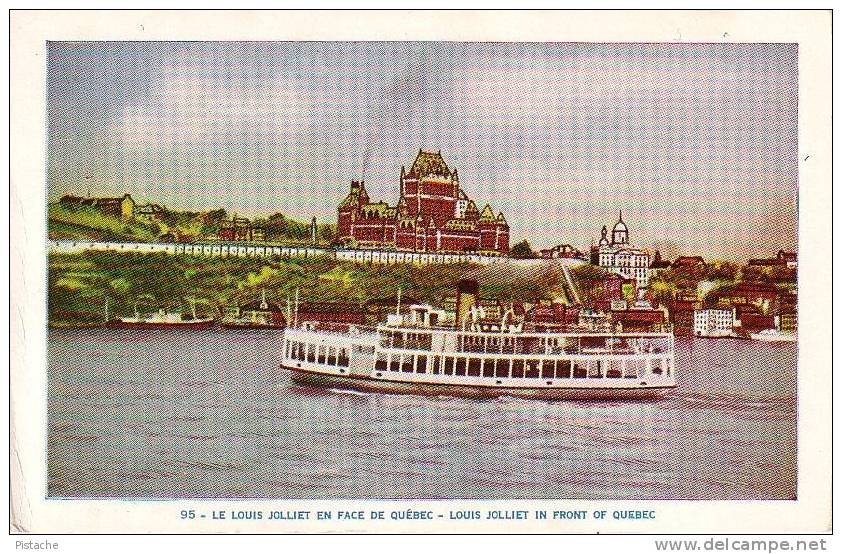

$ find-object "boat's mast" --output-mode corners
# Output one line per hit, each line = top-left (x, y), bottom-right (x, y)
(294, 287), (299, 328)
(396, 287), (402, 316)
(104, 297), (109, 323)
(286, 292), (292, 323)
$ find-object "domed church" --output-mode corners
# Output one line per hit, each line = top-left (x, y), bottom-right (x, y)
(590, 211), (651, 289)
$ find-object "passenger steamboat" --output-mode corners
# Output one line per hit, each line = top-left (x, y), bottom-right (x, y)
(280, 283), (676, 400)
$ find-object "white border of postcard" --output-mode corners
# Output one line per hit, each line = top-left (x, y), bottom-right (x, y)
(10, 9), (832, 533)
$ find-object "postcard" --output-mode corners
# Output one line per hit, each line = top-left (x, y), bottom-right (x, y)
(9, 10), (832, 535)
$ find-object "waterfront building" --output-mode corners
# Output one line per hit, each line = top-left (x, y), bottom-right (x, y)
(590, 212), (651, 289)
(529, 300), (579, 330)
(577, 306), (612, 331)
(778, 291), (798, 333)
(732, 304), (776, 335)
(297, 301), (367, 326)
(222, 291), (287, 328)
(717, 282), (778, 313)
(336, 150), (510, 255)
(670, 290), (700, 337)
(693, 308), (734, 337)
(613, 307), (667, 333)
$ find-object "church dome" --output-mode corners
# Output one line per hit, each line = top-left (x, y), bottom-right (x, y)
(610, 210), (629, 245)
(612, 210), (627, 233)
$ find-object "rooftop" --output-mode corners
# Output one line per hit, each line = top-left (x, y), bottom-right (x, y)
(407, 149), (452, 179)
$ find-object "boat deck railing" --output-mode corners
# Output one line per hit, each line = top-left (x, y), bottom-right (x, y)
(286, 323), (675, 356)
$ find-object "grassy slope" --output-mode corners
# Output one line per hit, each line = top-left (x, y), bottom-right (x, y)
(48, 203), (159, 242)
(48, 202), (338, 245)
(48, 251), (573, 326)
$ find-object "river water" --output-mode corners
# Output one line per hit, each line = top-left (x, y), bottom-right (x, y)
(47, 329), (796, 500)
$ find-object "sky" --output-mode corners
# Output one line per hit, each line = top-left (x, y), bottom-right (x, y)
(47, 41), (798, 260)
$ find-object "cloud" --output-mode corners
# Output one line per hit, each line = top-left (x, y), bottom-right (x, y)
(112, 71), (306, 147)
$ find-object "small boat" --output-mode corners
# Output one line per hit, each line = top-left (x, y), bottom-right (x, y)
(108, 299), (214, 330)
(750, 329), (797, 342)
(220, 288), (286, 330)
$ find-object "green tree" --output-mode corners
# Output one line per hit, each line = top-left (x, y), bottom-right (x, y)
(200, 208), (228, 236)
(510, 240), (535, 259)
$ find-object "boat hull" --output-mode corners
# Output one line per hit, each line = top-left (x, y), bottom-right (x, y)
(285, 366), (675, 401)
(107, 320), (216, 330)
(220, 323), (285, 330)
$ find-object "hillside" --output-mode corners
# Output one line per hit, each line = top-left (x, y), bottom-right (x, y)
(47, 251), (573, 327)
(48, 202), (337, 245)
(48, 203), (160, 242)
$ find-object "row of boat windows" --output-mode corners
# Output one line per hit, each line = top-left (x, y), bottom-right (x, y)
(373, 353), (667, 379)
(381, 332), (578, 355)
(383, 332), (570, 346)
(383, 332), (433, 350)
(285, 339), (672, 378)
(287, 341), (350, 367)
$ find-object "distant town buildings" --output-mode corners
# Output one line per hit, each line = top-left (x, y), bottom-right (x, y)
(612, 306), (666, 333)
(134, 203), (166, 223)
(671, 256), (706, 269)
(748, 250), (798, 269)
(778, 292), (798, 333)
(733, 305), (776, 335)
(590, 212), (651, 289)
(717, 282), (778, 313)
(336, 150), (510, 255)
(59, 193), (136, 219)
(539, 244), (585, 260)
(649, 250), (671, 271)
(218, 216), (266, 242)
(59, 192), (166, 227)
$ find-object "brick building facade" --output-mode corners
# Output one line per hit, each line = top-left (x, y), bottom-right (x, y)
(336, 150), (509, 255)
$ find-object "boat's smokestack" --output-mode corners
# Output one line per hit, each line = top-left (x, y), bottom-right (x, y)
(455, 279), (479, 329)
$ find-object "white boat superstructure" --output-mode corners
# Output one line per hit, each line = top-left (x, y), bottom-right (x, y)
(280, 304), (676, 400)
